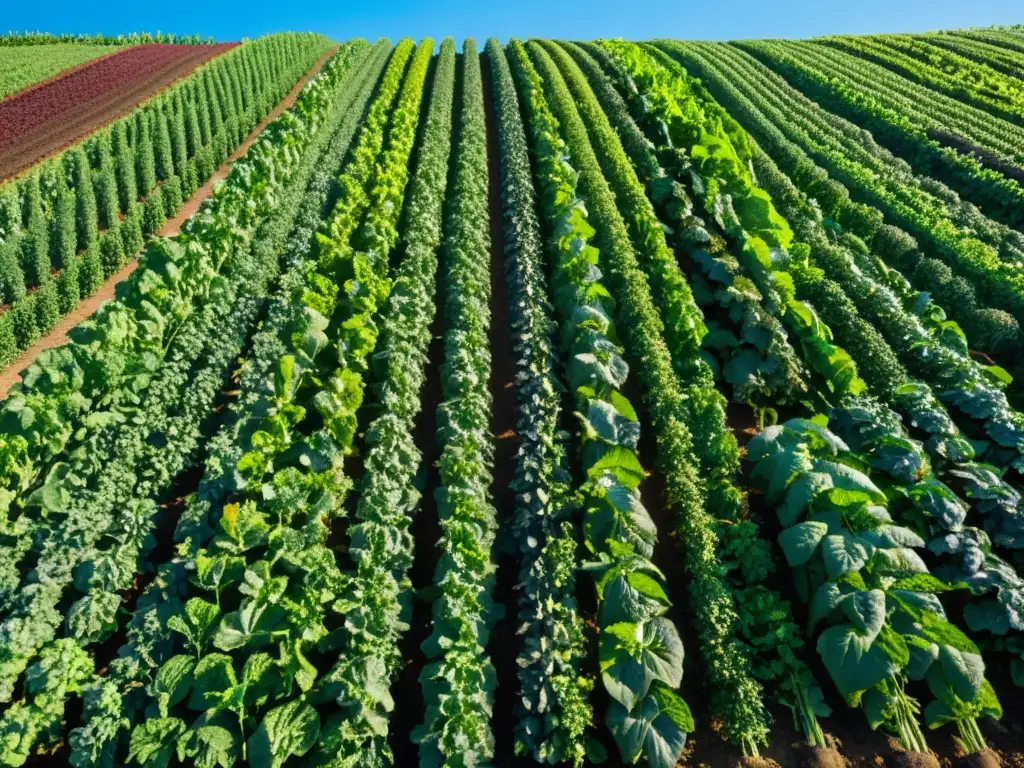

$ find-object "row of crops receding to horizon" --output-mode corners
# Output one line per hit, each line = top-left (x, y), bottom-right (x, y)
(1, 25), (1024, 768)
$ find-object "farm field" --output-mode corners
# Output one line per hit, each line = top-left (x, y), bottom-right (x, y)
(0, 44), (118, 101)
(0, 43), (241, 180)
(0, 24), (1022, 768)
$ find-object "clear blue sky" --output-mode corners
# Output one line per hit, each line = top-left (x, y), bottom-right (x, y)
(4, 0), (1021, 44)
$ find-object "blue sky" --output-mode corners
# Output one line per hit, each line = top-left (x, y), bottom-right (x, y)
(4, 0), (1021, 43)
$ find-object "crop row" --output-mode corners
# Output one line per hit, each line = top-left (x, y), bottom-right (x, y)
(0, 40), (380, 766)
(731, 37), (1024, 230)
(570, 36), (834, 750)
(819, 35), (1024, 126)
(520, 37), (776, 759)
(0, 32), (212, 46)
(0, 42), (116, 101)
(1, 29), (1024, 768)
(666, 40), (1024, 388)
(660, 40), (1024, 472)
(587, 38), (1024, 761)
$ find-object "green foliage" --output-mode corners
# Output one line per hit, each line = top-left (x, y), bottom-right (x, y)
(490, 39), (595, 766)
(412, 40), (501, 768)
(0, 34), (327, 369)
(0, 39), (362, 768)
(580, 37), (836, 749)
(519, 38), (771, 755)
(160, 176), (183, 219)
(94, 169), (120, 232)
(53, 189), (77, 271)
(665, 40), (1024, 383)
(112, 122), (138, 214)
(20, 177), (51, 288)
(748, 415), (1003, 753)
(153, 108), (175, 182)
(603, 40), (866, 407)
(135, 116), (158, 199)
(662, 40), (1024, 470)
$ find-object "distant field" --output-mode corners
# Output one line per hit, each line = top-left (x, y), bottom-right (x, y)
(0, 42), (116, 99)
(0, 42), (238, 180)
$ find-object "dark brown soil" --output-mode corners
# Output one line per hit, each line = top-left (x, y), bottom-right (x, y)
(740, 757), (784, 768)
(957, 749), (1003, 768)
(889, 751), (941, 768)
(796, 746), (849, 768)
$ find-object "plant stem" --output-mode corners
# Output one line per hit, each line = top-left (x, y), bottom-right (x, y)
(957, 717), (988, 754)
(792, 674), (827, 749)
(892, 685), (929, 755)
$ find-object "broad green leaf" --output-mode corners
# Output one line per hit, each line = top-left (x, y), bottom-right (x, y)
(588, 446), (645, 489)
(937, 646), (985, 703)
(188, 654), (236, 711)
(817, 624), (899, 700)
(777, 521), (828, 566)
(580, 399), (640, 449)
(240, 652), (279, 710)
(839, 590), (885, 641)
(247, 700), (320, 768)
(810, 459), (884, 500)
(821, 533), (872, 579)
(128, 718), (187, 768)
(167, 598), (220, 657)
(600, 618), (684, 709)
(152, 655), (195, 717)
(606, 681), (691, 768)
(808, 581), (844, 633)
(175, 711), (239, 768)
(778, 471), (833, 527)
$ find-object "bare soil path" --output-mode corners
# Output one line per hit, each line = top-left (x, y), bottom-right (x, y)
(0, 45), (339, 398)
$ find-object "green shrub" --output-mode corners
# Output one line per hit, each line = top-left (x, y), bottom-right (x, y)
(53, 188), (77, 269)
(154, 107), (175, 181)
(10, 294), (39, 350)
(72, 148), (98, 252)
(112, 121), (138, 212)
(872, 223), (919, 268)
(182, 159), (199, 198)
(170, 94), (188, 174)
(161, 176), (183, 217)
(0, 238), (25, 304)
(142, 193), (165, 237)
(185, 96), (202, 155)
(120, 204), (144, 257)
(34, 279), (60, 333)
(20, 178), (51, 287)
(99, 228), (125, 277)
(56, 257), (79, 313)
(0, 314), (18, 368)
(78, 244), (104, 296)
(195, 79), (213, 145)
(96, 169), (120, 231)
(135, 114), (158, 194)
